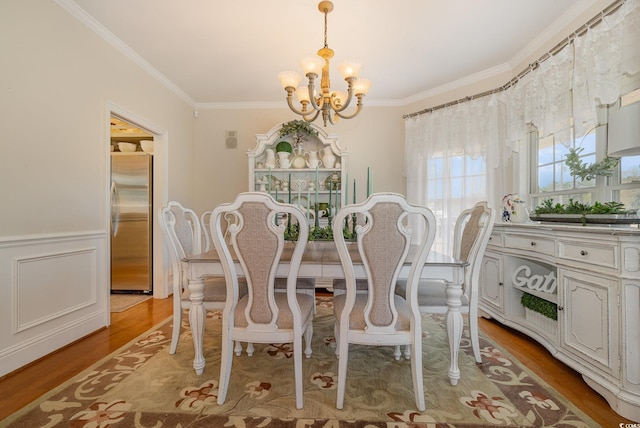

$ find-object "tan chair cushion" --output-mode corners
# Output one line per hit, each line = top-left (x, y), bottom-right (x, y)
(333, 293), (411, 331)
(234, 292), (315, 328)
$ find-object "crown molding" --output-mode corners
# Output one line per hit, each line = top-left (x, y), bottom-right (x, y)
(55, 0), (196, 108)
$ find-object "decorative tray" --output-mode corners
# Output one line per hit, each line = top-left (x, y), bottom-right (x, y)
(529, 214), (640, 224)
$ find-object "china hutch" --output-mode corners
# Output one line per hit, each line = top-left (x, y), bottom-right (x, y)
(248, 121), (348, 229)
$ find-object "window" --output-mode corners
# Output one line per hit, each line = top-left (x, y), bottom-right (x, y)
(530, 113), (640, 212)
(427, 153), (486, 253)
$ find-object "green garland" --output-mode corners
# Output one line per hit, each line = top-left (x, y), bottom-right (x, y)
(278, 120), (318, 138)
(521, 293), (557, 320)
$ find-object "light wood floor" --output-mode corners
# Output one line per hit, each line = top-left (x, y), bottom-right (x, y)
(0, 296), (634, 425)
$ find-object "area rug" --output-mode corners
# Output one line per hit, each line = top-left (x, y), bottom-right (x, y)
(110, 294), (152, 313)
(3, 296), (596, 427)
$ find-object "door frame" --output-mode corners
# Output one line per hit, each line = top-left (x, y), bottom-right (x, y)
(106, 102), (170, 301)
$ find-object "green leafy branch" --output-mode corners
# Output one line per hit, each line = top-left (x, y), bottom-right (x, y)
(565, 148), (619, 181)
(278, 120), (319, 138)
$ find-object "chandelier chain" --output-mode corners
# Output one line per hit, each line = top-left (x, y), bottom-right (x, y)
(323, 9), (328, 48)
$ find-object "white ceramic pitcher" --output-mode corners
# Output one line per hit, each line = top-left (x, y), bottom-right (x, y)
(305, 150), (322, 168)
(264, 148), (276, 168)
(320, 147), (336, 169)
(277, 151), (291, 169)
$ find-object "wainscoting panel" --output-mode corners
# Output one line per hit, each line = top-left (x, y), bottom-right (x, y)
(0, 231), (108, 377)
(14, 248), (97, 333)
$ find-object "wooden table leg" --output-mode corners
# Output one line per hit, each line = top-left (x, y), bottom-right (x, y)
(188, 276), (206, 375)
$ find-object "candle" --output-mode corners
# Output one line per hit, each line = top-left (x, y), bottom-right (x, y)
(315, 166), (319, 228)
(268, 167), (271, 193)
(367, 167), (370, 197)
(352, 178), (357, 234)
(345, 173), (348, 207)
(353, 178), (356, 204)
(329, 181), (332, 226)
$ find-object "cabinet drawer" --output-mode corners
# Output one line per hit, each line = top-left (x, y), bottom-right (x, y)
(487, 232), (503, 248)
(558, 240), (618, 270)
(504, 234), (555, 257)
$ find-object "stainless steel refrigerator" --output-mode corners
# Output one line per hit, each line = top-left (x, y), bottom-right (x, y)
(110, 153), (153, 293)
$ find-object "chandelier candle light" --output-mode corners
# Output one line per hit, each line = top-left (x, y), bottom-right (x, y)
(278, 1), (371, 127)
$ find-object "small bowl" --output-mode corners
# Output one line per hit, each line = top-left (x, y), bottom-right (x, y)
(140, 140), (154, 153)
(118, 142), (137, 152)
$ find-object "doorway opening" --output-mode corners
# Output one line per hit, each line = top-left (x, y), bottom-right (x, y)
(106, 105), (169, 303)
(110, 116), (154, 295)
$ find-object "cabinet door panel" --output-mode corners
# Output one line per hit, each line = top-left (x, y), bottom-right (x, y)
(560, 269), (618, 375)
(480, 253), (503, 312)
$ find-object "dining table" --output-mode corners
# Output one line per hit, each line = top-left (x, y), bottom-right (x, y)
(182, 240), (469, 386)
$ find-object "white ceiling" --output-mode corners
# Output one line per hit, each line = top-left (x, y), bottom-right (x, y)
(68, 0), (598, 107)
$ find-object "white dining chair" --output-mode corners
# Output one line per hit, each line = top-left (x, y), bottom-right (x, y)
(159, 201), (229, 354)
(331, 193), (436, 411)
(211, 192), (314, 409)
(396, 201), (495, 363)
(200, 210), (213, 251)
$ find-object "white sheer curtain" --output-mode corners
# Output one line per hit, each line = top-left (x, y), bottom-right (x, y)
(405, 0), (639, 254)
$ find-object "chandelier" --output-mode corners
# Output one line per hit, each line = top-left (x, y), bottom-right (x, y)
(278, 1), (371, 127)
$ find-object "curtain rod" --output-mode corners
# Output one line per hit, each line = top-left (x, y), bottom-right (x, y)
(403, 0), (624, 119)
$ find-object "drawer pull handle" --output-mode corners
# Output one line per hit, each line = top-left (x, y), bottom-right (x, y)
(498, 282), (503, 286)
(558, 306), (564, 311)
(530, 241), (536, 246)
(580, 250), (588, 256)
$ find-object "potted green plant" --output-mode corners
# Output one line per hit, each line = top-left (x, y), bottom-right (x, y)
(521, 293), (557, 321)
(275, 140), (292, 154)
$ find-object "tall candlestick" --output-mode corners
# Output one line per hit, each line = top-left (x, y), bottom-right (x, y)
(329, 181), (332, 227)
(353, 179), (356, 204)
(297, 179), (301, 209)
(275, 188), (279, 225)
(345, 173), (348, 207)
(352, 178), (357, 235)
(288, 173), (292, 204)
(307, 187), (310, 223)
(315, 166), (319, 228)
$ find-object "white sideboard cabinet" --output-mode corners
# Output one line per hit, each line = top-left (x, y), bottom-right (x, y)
(479, 222), (640, 421)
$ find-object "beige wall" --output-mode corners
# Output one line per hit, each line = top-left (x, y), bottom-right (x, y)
(193, 106), (406, 215)
(0, 0), (196, 376)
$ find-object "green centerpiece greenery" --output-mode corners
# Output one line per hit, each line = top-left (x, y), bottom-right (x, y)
(521, 293), (557, 321)
(532, 198), (632, 225)
(284, 223), (355, 242)
(533, 198), (627, 215)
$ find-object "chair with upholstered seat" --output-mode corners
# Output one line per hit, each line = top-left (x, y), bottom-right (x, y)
(396, 201), (495, 363)
(159, 201), (231, 355)
(211, 192), (314, 409)
(332, 193), (437, 411)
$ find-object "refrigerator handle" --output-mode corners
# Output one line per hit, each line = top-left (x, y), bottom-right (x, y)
(111, 181), (120, 237)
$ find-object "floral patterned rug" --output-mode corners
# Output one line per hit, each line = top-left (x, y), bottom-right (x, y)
(3, 296), (595, 427)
